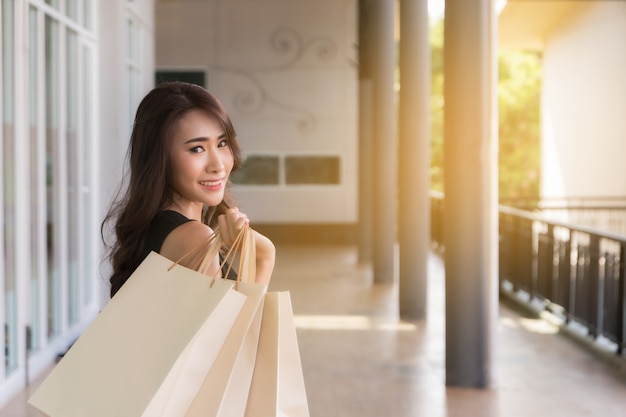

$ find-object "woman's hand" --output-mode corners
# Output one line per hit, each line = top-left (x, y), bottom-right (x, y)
(217, 207), (275, 284)
(217, 207), (249, 249)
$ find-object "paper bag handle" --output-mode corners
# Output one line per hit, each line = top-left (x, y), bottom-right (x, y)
(217, 225), (256, 285)
(168, 225), (257, 285)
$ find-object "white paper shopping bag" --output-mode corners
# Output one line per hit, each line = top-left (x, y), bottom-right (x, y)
(28, 251), (246, 417)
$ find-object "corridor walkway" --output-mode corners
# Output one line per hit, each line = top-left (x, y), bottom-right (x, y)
(277, 246), (626, 417)
(3, 245), (626, 416)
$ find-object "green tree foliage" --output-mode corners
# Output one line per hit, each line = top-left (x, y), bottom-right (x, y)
(497, 50), (542, 204)
(430, 20), (444, 193)
(428, 19), (542, 204)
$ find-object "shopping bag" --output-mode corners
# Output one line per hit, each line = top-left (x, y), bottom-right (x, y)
(28, 232), (246, 417)
(184, 280), (266, 416)
(146, 225), (267, 417)
(245, 291), (310, 417)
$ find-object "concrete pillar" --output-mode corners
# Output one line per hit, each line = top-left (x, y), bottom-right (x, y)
(358, 80), (374, 263)
(372, 0), (397, 284)
(443, 0), (499, 387)
(398, 0), (431, 320)
(358, 1), (374, 264)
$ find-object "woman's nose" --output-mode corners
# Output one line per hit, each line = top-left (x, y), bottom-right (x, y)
(205, 148), (225, 172)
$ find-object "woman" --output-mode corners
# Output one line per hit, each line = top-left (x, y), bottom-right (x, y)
(103, 81), (275, 297)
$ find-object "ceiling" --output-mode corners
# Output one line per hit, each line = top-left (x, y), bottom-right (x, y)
(498, 0), (596, 50)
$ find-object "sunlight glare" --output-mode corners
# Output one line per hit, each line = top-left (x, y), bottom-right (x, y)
(294, 315), (418, 331)
(518, 318), (559, 334)
(428, 0), (508, 19)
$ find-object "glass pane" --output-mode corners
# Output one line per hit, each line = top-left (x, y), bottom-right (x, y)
(45, 0), (59, 9)
(83, 0), (94, 31)
(3, 0), (18, 375)
(231, 156), (280, 185)
(45, 15), (61, 339)
(285, 156), (341, 185)
(66, 0), (79, 22)
(128, 17), (142, 129)
(67, 29), (79, 325)
(82, 44), (94, 305)
(2, 1), (14, 123)
(128, 17), (137, 62)
(29, 5), (41, 352)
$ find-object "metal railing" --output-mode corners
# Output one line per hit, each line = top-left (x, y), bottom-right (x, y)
(430, 193), (626, 355)
(503, 196), (626, 237)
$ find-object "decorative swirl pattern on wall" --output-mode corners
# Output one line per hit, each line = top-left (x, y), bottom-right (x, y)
(212, 26), (340, 134)
(268, 27), (338, 71)
(212, 66), (316, 134)
(226, 68), (266, 114)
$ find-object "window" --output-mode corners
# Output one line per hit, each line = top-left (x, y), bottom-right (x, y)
(2, 0), (18, 376)
(28, 3), (43, 353)
(45, 13), (61, 339)
(22, 0), (97, 367)
(1, 0), (99, 398)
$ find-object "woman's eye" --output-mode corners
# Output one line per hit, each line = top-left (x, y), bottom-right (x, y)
(190, 146), (205, 153)
(218, 139), (229, 148)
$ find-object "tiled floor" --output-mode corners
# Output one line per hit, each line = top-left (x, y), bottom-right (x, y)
(275, 246), (626, 417)
(3, 245), (626, 416)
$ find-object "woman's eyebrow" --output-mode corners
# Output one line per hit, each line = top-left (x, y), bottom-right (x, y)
(183, 133), (226, 145)
(183, 137), (207, 144)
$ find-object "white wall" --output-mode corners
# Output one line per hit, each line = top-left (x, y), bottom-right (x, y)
(541, 1), (626, 199)
(98, 0), (155, 206)
(155, 0), (358, 224)
(98, 0), (155, 301)
(98, 0), (131, 224)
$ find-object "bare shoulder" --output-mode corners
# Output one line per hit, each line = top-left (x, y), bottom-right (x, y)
(159, 220), (215, 264)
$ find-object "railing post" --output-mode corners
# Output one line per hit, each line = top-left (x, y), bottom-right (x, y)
(513, 216), (533, 297)
(559, 237), (572, 323)
(617, 242), (626, 355)
(588, 235), (601, 338)
(537, 224), (555, 301)
(498, 212), (510, 284)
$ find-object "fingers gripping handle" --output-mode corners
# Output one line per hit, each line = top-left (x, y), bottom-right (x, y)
(217, 226), (257, 284)
(168, 226), (257, 284)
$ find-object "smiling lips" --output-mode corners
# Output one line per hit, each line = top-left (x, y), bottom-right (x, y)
(199, 179), (223, 189)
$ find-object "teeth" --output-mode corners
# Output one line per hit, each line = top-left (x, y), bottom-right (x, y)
(200, 180), (221, 186)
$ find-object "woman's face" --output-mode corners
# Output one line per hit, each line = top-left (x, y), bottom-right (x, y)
(168, 109), (234, 218)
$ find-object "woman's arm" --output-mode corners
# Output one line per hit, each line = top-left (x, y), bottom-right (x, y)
(251, 230), (275, 284)
(159, 221), (221, 277)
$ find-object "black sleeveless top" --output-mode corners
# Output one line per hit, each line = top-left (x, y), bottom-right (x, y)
(142, 210), (192, 259)
(142, 210), (237, 279)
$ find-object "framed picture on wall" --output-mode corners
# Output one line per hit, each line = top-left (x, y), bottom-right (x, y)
(155, 70), (206, 87)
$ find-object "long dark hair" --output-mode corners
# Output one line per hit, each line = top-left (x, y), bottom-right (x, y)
(102, 82), (242, 297)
